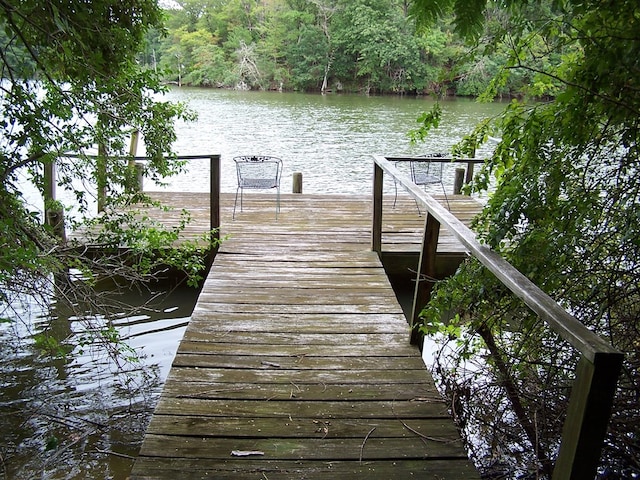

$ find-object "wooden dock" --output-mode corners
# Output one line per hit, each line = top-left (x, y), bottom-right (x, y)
(130, 192), (481, 479)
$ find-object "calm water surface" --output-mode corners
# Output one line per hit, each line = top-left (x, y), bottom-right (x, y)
(2, 89), (505, 479)
(156, 88), (504, 194)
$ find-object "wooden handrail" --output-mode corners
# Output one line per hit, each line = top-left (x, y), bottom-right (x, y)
(371, 154), (623, 480)
(48, 154), (222, 247)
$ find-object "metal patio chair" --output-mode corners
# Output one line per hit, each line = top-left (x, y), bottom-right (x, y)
(410, 156), (450, 213)
(393, 154), (451, 213)
(233, 155), (283, 219)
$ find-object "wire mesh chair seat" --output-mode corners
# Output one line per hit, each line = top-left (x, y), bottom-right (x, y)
(233, 155), (283, 219)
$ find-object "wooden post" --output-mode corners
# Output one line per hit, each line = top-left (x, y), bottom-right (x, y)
(44, 159), (55, 214)
(465, 159), (475, 186)
(410, 212), (440, 346)
(292, 172), (303, 193)
(135, 162), (144, 191)
(465, 148), (476, 186)
(97, 142), (107, 213)
(129, 129), (139, 157)
(372, 163), (383, 256)
(46, 209), (67, 242)
(453, 168), (465, 194)
(553, 353), (623, 480)
(209, 155), (221, 255)
(43, 159), (66, 241)
(128, 129), (143, 192)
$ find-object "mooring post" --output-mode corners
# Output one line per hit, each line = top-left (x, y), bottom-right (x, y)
(453, 168), (465, 194)
(292, 172), (303, 193)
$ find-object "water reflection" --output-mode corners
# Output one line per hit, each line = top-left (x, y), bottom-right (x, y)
(0, 282), (196, 479)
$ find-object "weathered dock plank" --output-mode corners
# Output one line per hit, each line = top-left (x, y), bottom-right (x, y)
(129, 192), (481, 479)
(136, 192), (480, 253)
(132, 458), (476, 480)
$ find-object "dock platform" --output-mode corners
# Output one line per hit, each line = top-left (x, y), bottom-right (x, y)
(129, 192), (481, 479)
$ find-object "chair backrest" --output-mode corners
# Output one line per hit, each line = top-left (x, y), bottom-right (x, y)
(234, 156), (282, 189)
(410, 157), (445, 186)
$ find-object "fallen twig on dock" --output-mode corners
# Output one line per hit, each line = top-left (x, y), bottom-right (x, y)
(359, 427), (376, 463)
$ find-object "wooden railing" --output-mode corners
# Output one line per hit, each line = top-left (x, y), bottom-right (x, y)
(45, 154), (221, 247)
(372, 155), (623, 480)
(131, 154), (222, 243)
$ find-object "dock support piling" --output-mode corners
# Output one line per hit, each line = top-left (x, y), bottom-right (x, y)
(293, 172), (303, 193)
(454, 168), (465, 194)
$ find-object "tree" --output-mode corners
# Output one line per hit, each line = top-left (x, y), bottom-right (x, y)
(333, 0), (421, 93)
(412, 0), (640, 477)
(153, 0), (481, 94)
(0, 1), (213, 356)
(0, 4), (222, 475)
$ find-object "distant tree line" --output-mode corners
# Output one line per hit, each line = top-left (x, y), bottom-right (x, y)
(145, 0), (555, 96)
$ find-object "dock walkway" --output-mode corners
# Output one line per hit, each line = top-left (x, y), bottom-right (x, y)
(130, 193), (481, 479)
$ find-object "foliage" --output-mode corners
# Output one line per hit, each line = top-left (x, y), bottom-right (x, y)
(413, 0), (640, 477)
(81, 195), (215, 288)
(0, 0), (218, 367)
(0, 1), (221, 473)
(407, 103), (442, 144)
(149, 0), (509, 95)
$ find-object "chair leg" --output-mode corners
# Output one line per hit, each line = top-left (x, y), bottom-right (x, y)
(441, 183), (451, 210)
(275, 187), (280, 220)
(233, 187), (240, 220)
(414, 198), (422, 217)
(393, 179), (398, 208)
(414, 197), (423, 216)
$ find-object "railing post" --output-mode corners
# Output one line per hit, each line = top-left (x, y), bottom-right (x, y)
(210, 155), (221, 253)
(43, 158), (66, 242)
(97, 142), (108, 213)
(410, 212), (440, 346)
(128, 129), (144, 192)
(465, 161), (474, 186)
(553, 352), (623, 480)
(372, 162), (383, 256)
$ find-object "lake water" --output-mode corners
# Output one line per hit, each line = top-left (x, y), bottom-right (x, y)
(1, 89), (506, 479)
(156, 88), (503, 195)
